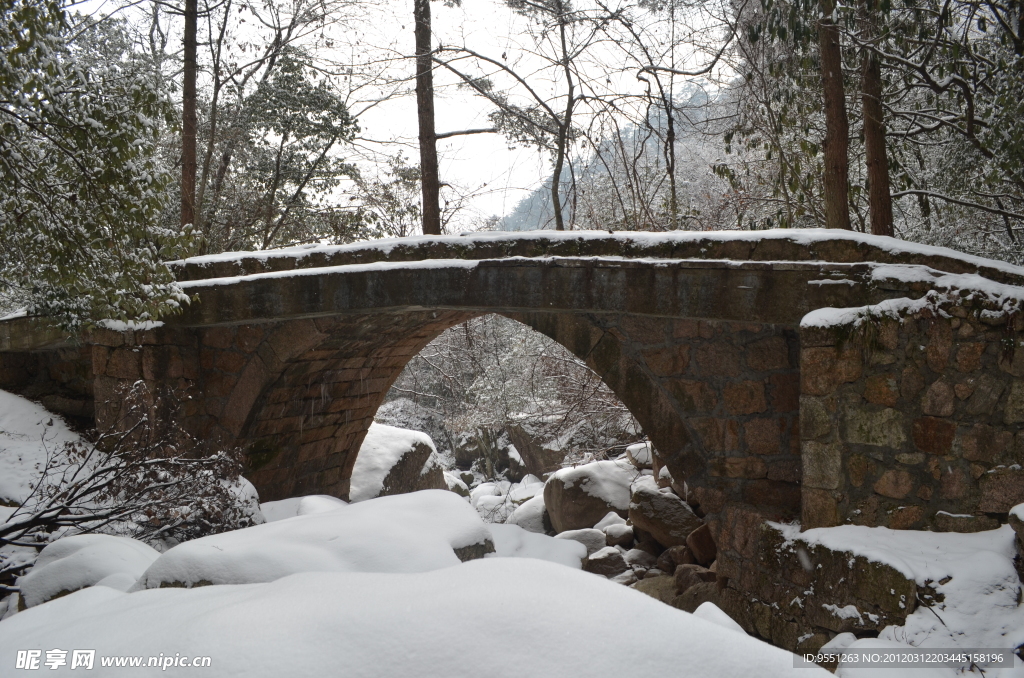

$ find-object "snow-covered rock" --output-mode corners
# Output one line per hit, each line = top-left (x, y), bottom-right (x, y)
(17, 535), (159, 608)
(349, 423), (446, 502)
(583, 546), (630, 578)
(506, 494), (548, 534)
(554, 528), (606, 557)
(487, 524), (585, 568)
(443, 471), (470, 497)
(625, 441), (653, 469)
(470, 475), (545, 524)
(260, 495), (348, 522)
(134, 491), (492, 588)
(0, 558), (829, 678)
(775, 522), (1024, 656)
(543, 459), (637, 532)
(628, 475), (703, 548)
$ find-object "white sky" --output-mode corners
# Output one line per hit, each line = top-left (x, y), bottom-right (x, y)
(75, 0), (731, 231)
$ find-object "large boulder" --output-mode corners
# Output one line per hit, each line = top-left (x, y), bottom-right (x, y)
(350, 423), (446, 502)
(628, 477), (704, 548)
(134, 491), (493, 589)
(674, 564), (716, 595)
(507, 424), (568, 476)
(507, 494), (550, 534)
(543, 460), (636, 533)
(686, 524), (718, 567)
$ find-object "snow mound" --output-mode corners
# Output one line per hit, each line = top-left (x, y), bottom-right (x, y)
(0, 389), (83, 504)
(693, 601), (746, 635)
(349, 422), (437, 502)
(260, 494), (348, 522)
(17, 535), (159, 608)
(487, 524), (585, 568)
(0, 558), (830, 678)
(134, 490), (491, 588)
(548, 459), (636, 510)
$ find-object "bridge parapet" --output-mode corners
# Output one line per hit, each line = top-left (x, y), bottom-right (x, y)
(171, 229), (1024, 287)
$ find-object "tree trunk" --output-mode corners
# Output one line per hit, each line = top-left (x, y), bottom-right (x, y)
(818, 0), (851, 231)
(550, 1), (573, 232)
(860, 6), (894, 237)
(414, 0), (442, 236)
(181, 0), (198, 229)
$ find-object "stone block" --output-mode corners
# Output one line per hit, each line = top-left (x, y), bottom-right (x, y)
(674, 563), (717, 593)
(926, 319), (953, 372)
(956, 424), (1014, 464)
(887, 504), (925, 529)
(694, 343), (743, 378)
(769, 372), (801, 411)
(1005, 380), (1024, 424)
(760, 523), (916, 633)
(723, 381), (768, 415)
(966, 373), (1005, 416)
(956, 343), (986, 373)
(744, 417), (783, 454)
(665, 379), (717, 412)
(801, 346), (863, 396)
(864, 374), (899, 407)
(690, 417), (740, 453)
(921, 380), (955, 417)
(873, 469), (914, 499)
(979, 467), (1024, 513)
(641, 346), (689, 376)
(912, 416), (957, 455)
(900, 366), (925, 400)
(843, 406), (906, 448)
(631, 575), (678, 605)
(802, 441), (842, 490)
(940, 467), (970, 500)
(800, 396), (833, 440)
(710, 456), (767, 479)
(932, 512), (1000, 533)
(802, 487), (840, 528)
(105, 348), (141, 380)
(746, 335), (790, 371)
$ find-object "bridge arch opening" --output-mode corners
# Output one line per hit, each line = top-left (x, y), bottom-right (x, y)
(219, 310), (803, 538)
(374, 313), (646, 483)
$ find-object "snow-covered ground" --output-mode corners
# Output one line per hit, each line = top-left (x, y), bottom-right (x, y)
(1, 557), (823, 678)
(0, 389), (83, 505)
(2, 386), (1023, 677)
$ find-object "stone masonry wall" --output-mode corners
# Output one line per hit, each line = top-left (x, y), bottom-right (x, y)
(800, 300), (1024, 531)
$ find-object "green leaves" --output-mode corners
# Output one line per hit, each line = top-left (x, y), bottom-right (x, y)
(0, 3), (192, 331)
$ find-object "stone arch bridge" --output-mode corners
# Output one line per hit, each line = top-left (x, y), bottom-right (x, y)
(3, 229), (1024, 585)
